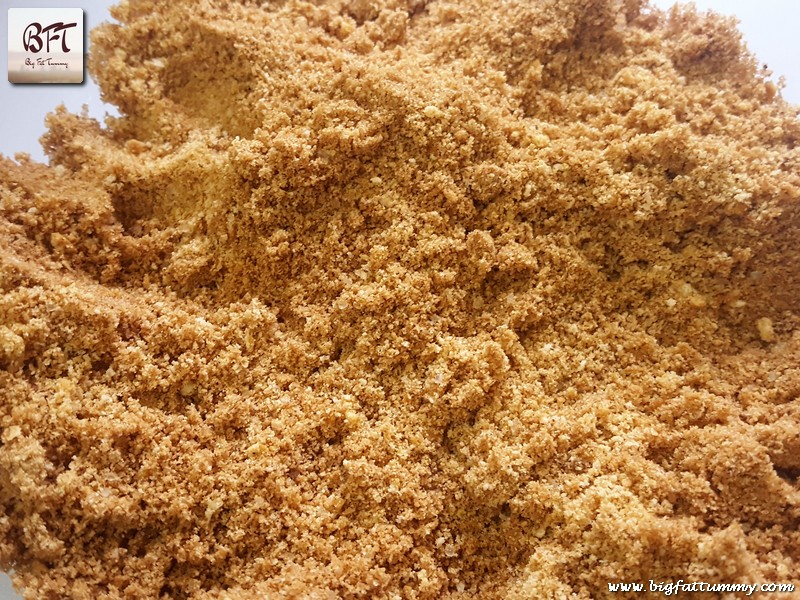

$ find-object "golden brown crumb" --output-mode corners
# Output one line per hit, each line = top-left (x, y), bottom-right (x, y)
(1, 0), (799, 598)
(757, 317), (776, 343)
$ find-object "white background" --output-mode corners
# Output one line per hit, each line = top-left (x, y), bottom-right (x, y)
(1, 0), (799, 598)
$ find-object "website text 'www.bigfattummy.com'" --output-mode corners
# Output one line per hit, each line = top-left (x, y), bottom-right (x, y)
(608, 580), (796, 595)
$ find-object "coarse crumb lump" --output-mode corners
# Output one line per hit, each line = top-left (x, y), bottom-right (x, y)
(1, 0), (799, 597)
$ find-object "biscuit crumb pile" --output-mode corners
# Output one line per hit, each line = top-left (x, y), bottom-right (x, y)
(2, 0), (799, 597)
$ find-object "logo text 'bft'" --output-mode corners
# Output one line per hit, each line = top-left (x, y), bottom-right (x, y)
(23, 21), (78, 54)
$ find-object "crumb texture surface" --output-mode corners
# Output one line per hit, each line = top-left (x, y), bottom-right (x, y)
(1, 0), (799, 598)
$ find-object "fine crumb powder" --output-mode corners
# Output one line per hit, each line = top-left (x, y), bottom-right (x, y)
(1, 0), (799, 598)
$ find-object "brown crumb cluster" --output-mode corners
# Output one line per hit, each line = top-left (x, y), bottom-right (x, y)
(2, 0), (800, 598)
